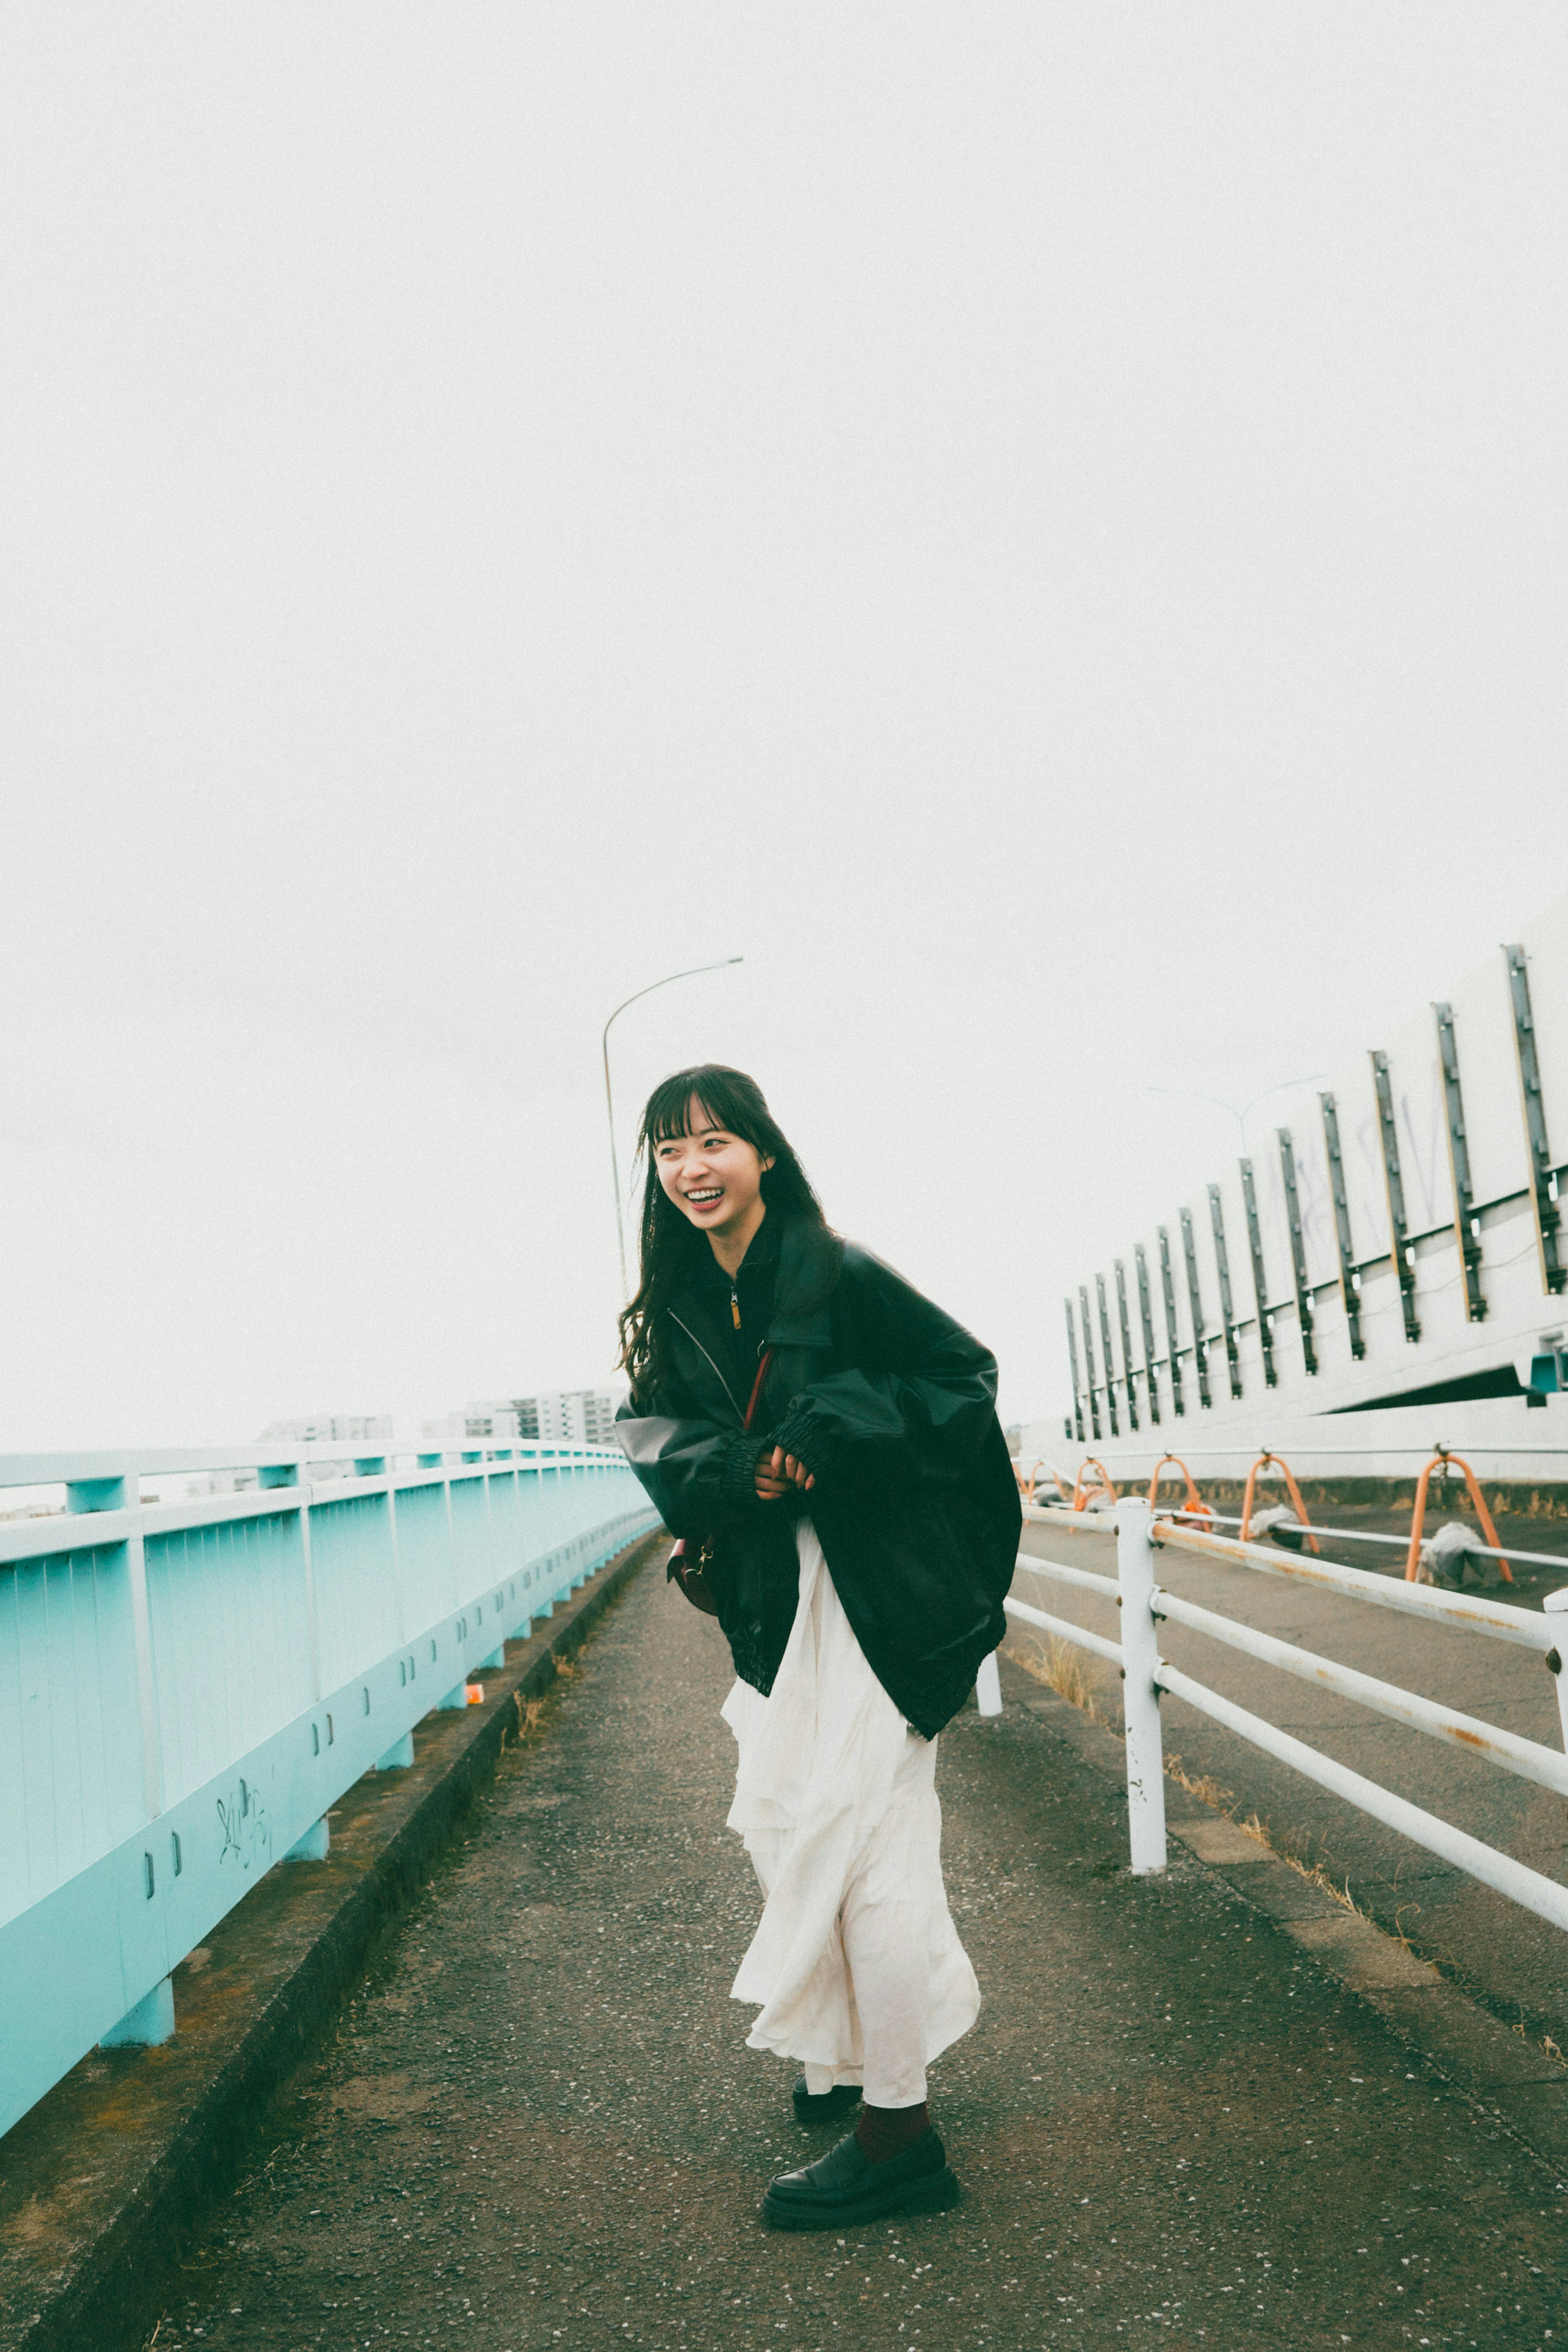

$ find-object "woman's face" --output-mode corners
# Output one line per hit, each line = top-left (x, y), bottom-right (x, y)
(654, 1101), (773, 1242)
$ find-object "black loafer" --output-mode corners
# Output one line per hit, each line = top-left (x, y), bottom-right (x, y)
(793, 2079), (864, 2125)
(762, 2126), (961, 2232)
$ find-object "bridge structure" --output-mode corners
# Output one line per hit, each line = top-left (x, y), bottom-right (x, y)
(10, 908), (1568, 2345)
(4, 1433), (1568, 2344)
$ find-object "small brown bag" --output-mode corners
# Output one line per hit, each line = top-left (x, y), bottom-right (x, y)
(668, 1348), (775, 1616)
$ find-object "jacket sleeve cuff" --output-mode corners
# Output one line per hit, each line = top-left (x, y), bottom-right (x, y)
(719, 1429), (769, 1513)
(773, 1401), (840, 1487)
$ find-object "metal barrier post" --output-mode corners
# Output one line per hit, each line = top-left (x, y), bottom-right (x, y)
(1545, 1587), (1568, 1759)
(1117, 1499), (1168, 1875)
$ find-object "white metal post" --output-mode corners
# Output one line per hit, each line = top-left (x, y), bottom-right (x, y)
(1543, 1586), (1568, 1760)
(1116, 1498), (1168, 1874)
(976, 1651), (1003, 1715)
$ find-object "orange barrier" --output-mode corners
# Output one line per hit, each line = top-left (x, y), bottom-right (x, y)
(1238, 1452), (1321, 1556)
(1403, 1450), (1512, 1583)
(1015, 1458), (1051, 1503)
(1071, 1458), (1118, 1513)
(1145, 1453), (1213, 1529)
(1015, 1460), (1073, 1507)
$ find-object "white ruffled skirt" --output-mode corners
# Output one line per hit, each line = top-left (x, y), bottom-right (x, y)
(721, 1520), (980, 2106)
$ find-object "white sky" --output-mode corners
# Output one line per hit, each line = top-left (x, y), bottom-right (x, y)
(3, 5), (1566, 1451)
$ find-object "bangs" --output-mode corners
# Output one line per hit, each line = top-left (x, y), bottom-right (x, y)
(642, 1066), (761, 1150)
(647, 1090), (716, 1145)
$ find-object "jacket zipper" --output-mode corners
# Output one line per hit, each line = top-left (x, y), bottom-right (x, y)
(668, 1311), (746, 1426)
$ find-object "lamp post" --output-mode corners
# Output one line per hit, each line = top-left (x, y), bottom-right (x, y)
(602, 958), (744, 1299)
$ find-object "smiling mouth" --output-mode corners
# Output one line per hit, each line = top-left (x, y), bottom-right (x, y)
(684, 1188), (724, 1208)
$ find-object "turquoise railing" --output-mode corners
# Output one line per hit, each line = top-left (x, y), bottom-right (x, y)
(0, 1441), (657, 2138)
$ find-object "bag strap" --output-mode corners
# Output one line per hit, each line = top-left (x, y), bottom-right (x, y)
(742, 1348), (775, 1431)
(670, 1345), (776, 1595)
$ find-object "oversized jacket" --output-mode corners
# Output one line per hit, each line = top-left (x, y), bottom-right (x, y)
(614, 1217), (1022, 1738)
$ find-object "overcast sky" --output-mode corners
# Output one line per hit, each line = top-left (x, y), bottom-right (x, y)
(3, 5), (1566, 1452)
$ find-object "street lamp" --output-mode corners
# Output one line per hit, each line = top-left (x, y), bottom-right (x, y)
(602, 958), (744, 1299)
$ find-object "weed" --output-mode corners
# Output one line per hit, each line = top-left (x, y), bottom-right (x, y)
(1002, 1632), (1106, 1723)
(1164, 1752), (1234, 1811)
(1231, 1810), (1374, 1923)
(510, 1692), (546, 1741)
(1161, 1755), (1388, 1931)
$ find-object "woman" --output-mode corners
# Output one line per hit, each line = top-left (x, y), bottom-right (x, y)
(615, 1066), (1021, 2230)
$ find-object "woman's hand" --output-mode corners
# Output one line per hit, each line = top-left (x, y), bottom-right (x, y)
(755, 1444), (816, 1501)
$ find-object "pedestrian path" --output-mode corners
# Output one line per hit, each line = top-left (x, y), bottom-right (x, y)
(154, 1558), (1564, 2349)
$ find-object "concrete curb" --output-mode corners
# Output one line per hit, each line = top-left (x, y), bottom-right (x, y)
(999, 1656), (1568, 2187)
(0, 1528), (664, 2352)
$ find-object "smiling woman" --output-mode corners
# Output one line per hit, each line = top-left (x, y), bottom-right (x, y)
(614, 1064), (1021, 2232)
(618, 1066), (823, 1400)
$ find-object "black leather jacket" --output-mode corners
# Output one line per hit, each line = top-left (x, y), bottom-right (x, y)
(615, 1217), (1021, 1737)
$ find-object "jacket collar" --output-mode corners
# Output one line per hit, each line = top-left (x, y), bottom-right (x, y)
(667, 1216), (842, 1353)
(766, 1219), (842, 1349)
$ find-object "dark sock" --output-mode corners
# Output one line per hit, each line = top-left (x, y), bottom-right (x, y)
(855, 2101), (930, 2164)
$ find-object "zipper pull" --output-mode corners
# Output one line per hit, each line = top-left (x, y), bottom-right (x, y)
(731, 1285), (742, 1329)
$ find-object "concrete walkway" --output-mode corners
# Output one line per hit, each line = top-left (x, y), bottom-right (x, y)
(151, 1558), (1564, 2350)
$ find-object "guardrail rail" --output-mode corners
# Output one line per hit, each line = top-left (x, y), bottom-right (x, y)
(0, 1440), (659, 2138)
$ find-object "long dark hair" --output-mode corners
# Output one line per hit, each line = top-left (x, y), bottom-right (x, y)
(617, 1065), (828, 1400)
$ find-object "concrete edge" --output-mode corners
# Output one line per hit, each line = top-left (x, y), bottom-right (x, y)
(0, 1527), (665, 2352)
(999, 1662), (1568, 2186)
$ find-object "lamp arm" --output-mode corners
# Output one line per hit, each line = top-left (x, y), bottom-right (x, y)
(601, 956), (743, 1304)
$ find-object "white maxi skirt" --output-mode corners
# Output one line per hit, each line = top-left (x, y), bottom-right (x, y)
(721, 1520), (980, 2107)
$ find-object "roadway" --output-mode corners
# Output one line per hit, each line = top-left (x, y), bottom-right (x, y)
(145, 1552), (1562, 2349)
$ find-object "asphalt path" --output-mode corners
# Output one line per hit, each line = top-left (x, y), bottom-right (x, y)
(1014, 1507), (1568, 2044)
(146, 1553), (1566, 2351)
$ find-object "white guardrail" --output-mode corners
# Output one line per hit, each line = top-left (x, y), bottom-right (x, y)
(995, 1500), (1568, 1921)
(0, 1441), (659, 2139)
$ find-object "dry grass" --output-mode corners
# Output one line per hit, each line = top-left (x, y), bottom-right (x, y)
(1163, 1752), (1234, 1812)
(503, 1690), (547, 1747)
(553, 1654), (577, 1680)
(1162, 1754), (1378, 1928)
(1001, 1632), (1107, 1723)
(1231, 1810), (1370, 1922)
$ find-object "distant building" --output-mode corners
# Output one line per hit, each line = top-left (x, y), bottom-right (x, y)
(442, 1404), (522, 1444)
(422, 1389), (623, 1450)
(519, 1389), (622, 1447)
(258, 1413), (394, 1445)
